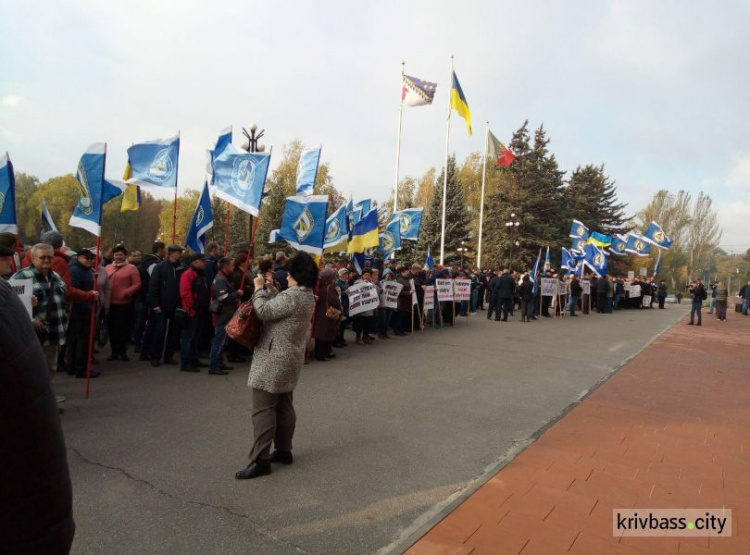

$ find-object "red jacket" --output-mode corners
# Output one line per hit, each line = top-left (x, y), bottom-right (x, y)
(23, 249), (94, 304)
(179, 267), (209, 317)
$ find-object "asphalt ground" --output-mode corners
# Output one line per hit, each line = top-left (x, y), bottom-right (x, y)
(58, 303), (686, 554)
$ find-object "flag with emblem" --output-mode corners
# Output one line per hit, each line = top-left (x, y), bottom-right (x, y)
(391, 207), (423, 241)
(425, 247), (434, 271)
(488, 130), (515, 167)
(583, 243), (608, 277)
(69, 143), (108, 236)
(346, 196), (362, 231)
(206, 126), (232, 184)
(324, 204), (349, 252)
(355, 198), (373, 215)
(450, 71), (472, 135)
(586, 231), (612, 248)
(0, 152), (17, 234)
(642, 221), (673, 249)
(402, 74), (437, 107)
(379, 216), (402, 260)
(185, 181), (214, 254)
(569, 220), (589, 239)
(295, 145), (322, 197)
(347, 208), (379, 254)
(609, 235), (627, 256)
(278, 195), (329, 255)
(625, 233), (651, 257)
(213, 144), (271, 215)
(126, 134), (180, 190)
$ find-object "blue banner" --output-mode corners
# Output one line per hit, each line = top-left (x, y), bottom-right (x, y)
(643, 221), (673, 249)
(392, 207), (423, 241)
(206, 126), (232, 184)
(295, 145), (322, 197)
(213, 144), (271, 216)
(625, 233), (651, 257)
(609, 235), (627, 255)
(324, 204), (349, 251)
(0, 153), (17, 234)
(69, 143), (107, 236)
(380, 216), (402, 259)
(583, 243), (608, 277)
(278, 195), (329, 255)
(127, 134), (180, 189)
(185, 181), (214, 254)
(569, 220), (588, 239)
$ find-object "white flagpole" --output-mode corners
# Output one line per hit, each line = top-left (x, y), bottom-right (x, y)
(394, 61), (405, 214)
(477, 121), (489, 269)
(439, 56), (454, 266)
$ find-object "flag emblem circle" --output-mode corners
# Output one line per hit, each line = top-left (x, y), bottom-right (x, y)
(575, 224), (584, 236)
(653, 230), (665, 243)
(196, 206), (205, 226)
(231, 157), (256, 196)
(325, 218), (340, 243)
(148, 148), (175, 183)
(616, 242), (625, 252)
(381, 231), (395, 252)
(594, 253), (604, 266)
(399, 213), (412, 235)
(635, 239), (644, 252)
(294, 208), (314, 242)
(75, 162), (94, 216)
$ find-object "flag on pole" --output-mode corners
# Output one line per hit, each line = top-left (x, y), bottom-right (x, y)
(625, 233), (651, 257)
(355, 198), (373, 215)
(391, 207), (423, 241)
(654, 249), (663, 276)
(544, 246), (551, 271)
(425, 247), (434, 271)
(41, 200), (58, 233)
(347, 208), (379, 254)
(583, 243), (608, 277)
(346, 197), (362, 231)
(571, 236), (586, 254)
(206, 126), (232, 184)
(295, 145), (322, 197)
(488, 130), (515, 167)
(0, 153), (18, 234)
(569, 220), (589, 239)
(120, 162), (141, 212)
(185, 181), (214, 254)
(69, 143), (107, 237)
(278, 195), (329, 255)
(531, 249), (542, 295)
(402, 74), (437, 107)
(450, 71), (472, 135)
(323, 204), (349, 252)
(586, 231), (612, 248)
(212, 144), (271, 216)
(126, 134), (180, 190)
(609, 235), (627, 256)
(379, 216), (401, 259)
(642, 221), (673, 249)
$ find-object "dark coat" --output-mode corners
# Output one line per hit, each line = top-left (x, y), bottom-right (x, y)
(396, 275), (412, 312)
(570, 279), (583, 297)
(497, 273), (516, 298)
(273, 263), (289, 291)
(0, 279), (75, 554)
(314, 269), (341, 341)
(69, 259), (95, 321)
(211, 270), (239, 327)
(149, 259), (182, 312)
(137, 254), (161, 303)
(519, 279), (534, 301)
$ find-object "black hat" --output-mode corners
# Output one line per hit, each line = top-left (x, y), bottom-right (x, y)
(167, 244), (185, 252)
(77, 248), (96, 258)
(0, 246), (14, 257)
(188, 253), (204, 265)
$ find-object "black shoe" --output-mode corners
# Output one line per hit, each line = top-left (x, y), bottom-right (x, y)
(235, 461), (271, 480)
(220, 363), (234, 371)
(77, 371), (101, 378)
(208, 370), (229, 375)
(120, 355), (130, 362)
(106, 355), (118, 361)
(151, 360), (162, 367)
(326, 353), (336, 359)
(180, 366), (200, 373)
(269, 450), (294, 465)
(163, 358), (178, 365)
(687, 322), (694, 325)
(696, 323), (701, 326)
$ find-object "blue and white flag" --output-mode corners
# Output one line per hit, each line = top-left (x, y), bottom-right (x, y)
(351, 253), (375, 275)
(653, 249), (662, 276)
(324, 204), (349, 251)
(609, 234), (628, 256)
(392, 207), (423, 241)
(126, 134), (180, 190)
(346, 197), (362, 232)
(206, 126), (232, 184)
(213, 144), (271, 216)
(625, 233), (651, 257)
(355, 198), (373, 216)
(268, 229), (280, 244)
(642, 221), (673, 249)
(41, 199), (58, 233)
(0, 153), (18, 234)
(295, 145), (322, 197)
(278, 195), (329, 255)
(569, 220), (589, 239)
(185, 181), (214, 254)
(583, 243), (608, 277)
(380, 216), (402, 259)
(561, 248), (574, 270)
(531, 249), (542, 295)
(425, 247), (434, 271)
(69, 143), (107, 236)
(544, 246), (551, 271)
(571, 236), (587, 254)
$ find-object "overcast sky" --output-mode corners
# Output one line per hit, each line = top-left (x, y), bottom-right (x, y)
(2, 0), (749, 252)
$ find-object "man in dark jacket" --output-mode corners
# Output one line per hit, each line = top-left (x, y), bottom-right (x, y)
(688, 278), (707, 326)
(487, 271), (500, 320)
(569, 275), (583, 316)
(657, 279), (668, 309)
(137, 241), (165, 357)
(596, 275), (608, 313)
(496, 269), (516, 322)
(179, 254), (210, 372)
(66, 249), (101, 379)
(0, 279), (75, 553)
(209, 257), (241, 374)
(148, 245), (184, 367)
(541, 270), (554, 318)
(273, 252), (288, 291)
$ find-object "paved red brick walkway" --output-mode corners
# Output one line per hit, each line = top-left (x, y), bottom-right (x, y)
(407, 310), (750, 554)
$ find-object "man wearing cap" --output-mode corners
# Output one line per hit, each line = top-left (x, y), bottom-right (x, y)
(179, 253), (210, 373)
(148, 245), (185, 367)
(67, 249), (101, 378)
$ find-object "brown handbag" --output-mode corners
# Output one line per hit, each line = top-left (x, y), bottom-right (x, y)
(324, 285), (342, 321)
(225, 300), (263, 348)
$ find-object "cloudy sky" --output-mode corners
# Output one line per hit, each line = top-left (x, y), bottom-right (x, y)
(2, 1), (749, 252)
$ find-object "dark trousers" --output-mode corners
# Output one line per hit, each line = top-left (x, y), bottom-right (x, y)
(109, 303), (134, 357)
(150, 310), (180, 363)
(582, 294), (590, 314)
(596, 294), (606, 313)
(337, 317), (349, 344)
(541, 296), (552, 317)
(497, 297), (512, 320)
(66, 315), (91, 375)
(690, 301), (702, 324)
(378, 308), (392, 336)
(180, 315), (202, 368)
(131, 300), (148, 348)
(353, 315), (374, 338)
(248, 389), (296, 463)
(487, 295), (497, 319)
(314, 339), (332, 360)
(520, 299), (533, 320)
(658, 296), (666, 309)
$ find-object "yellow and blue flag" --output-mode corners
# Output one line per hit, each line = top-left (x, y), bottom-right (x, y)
(450, 71), (472, 135)
(120, 162), (141, 212)
(586, 231), (612, 248)
(347, 208), (379, 254)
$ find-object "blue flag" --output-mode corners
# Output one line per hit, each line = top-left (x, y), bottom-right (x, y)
(380, 216), (402, 259)
(531, 249), (542, 295)
(544, 246), (551, 271)
(586, 231), (612, 248)
(41, 199), (58, 234)
(355, 198), (373, 215)
(0, 153), (17, 234)
(609, 235), (627, 256)
(643, 221), (673, 249)
(185, 181), (214, 254)
(571, 236), (586, 254)
(561, 248), (573, 269)
(278, 195), (329, 255)
(425, 248), (434, 271)
(653, 249), (662, 276)
(583, 243), (608, 277)
(569, 220), (589, 239)
(625, 233), (651, 257)
(295, 145), (322, 197)
(126, 134), (180, 189)
(392, 207), (423, 241)
(213, 144), (271, 216)
(324, 204), (349, 251)
(206, 126), (232, 184)
(69, 143), (107, 236)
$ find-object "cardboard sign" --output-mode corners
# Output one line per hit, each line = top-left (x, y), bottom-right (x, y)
(424, 286), (435, 311)
(8, 278), (33, 319)
(627, 270), (635, 280)
(436, 279), (454, 302)
(642, 295), (652, 307)
(347, 281), (380, 316)
(381, 281), (403, 310)
(559, 281), (567, 295)
(631, 285), (641, 297)
(453, 279), (471, 301)
(410, 278), (418, 306)
(581, 279), (591, 295)
(639, 267), (648, 277)
(541, 277), (558, 297)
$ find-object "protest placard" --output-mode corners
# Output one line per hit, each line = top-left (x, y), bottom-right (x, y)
(559, 281), (567, 295)
(639, 267), (648, 277)
(453, 279), (471, 301)
(436, 279), (454, 302)
(541, 277), (558, 297)
(347, 281), (380, 316)
(581, 279), (591, 295)
(424, 286), (435, 311)
(642, 295), (652, 307)
(381, 281), (403, 310)
(632, 284), (641, 297)
(627, 270), (635, 280)
(8, 278), (33, 319)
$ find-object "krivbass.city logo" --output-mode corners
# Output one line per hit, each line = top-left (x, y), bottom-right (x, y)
(325, 218), (340, 244)
(231, 157), (256, 197)
(399, 212), (412, 234)
(613, 509), (732, 537)
(75, 160), (94, 216)
(147, 148), (175, 183)
(294, 207), (314, 242)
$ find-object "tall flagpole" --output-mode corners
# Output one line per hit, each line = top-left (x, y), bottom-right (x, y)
(439, 55), (454, 266)
(172, 130), (181, 244)
(393, 61), (405, 214)
(477, 121), (489, 269)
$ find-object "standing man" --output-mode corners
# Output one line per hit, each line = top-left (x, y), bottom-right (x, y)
(410, 263), (425, 329)
(568, 274), (582, 316)
(134, 241), (165, 354)
(210, 257), (241, 375)
(742, 280), (750, 315)
(487, 270), (500, 320)
(105, 245), (141, 362)
(687, 278), (707, 326)
(66, 249), (101, 379)
(0, 245), (14, 278)
(497, 268), (516, 322)
(179, 253), (210, 372)
(657, 279), (668, 309)
(394, 267), (413, 336)
(273, 252), (288, 291)
(149, 245), (184, 367)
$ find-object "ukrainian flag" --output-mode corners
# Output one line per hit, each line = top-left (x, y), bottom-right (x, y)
(586, 231), (612, 248)
(120, 162), (141, 212)
(450, 71), (472, 135)
(347, 208), (379, 254)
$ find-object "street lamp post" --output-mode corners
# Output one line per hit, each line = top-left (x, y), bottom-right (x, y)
(457, 240), (466, 270)
(240, 123), (266, 249)
(505, 213), (520, 270)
